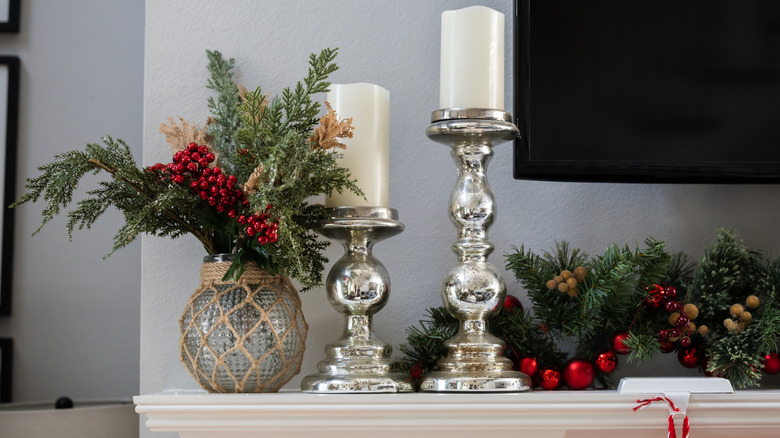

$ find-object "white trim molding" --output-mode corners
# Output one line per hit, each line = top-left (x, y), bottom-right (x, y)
(135, 389), (780, 438)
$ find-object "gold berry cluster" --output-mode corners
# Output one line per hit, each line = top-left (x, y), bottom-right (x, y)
(667, 303), (700, 342)
(723, 295), (760, 333)
(546, 267), (587, 297)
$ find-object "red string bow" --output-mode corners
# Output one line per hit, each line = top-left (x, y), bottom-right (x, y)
(633, 396), (690, 438)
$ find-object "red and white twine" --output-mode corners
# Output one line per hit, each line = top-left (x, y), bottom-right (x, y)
(633, 396), (690, 438)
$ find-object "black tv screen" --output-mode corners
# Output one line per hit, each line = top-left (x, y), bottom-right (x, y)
(514, 0), (780, 182)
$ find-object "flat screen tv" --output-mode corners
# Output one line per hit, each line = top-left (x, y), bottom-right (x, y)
(514, 0), (780, 183)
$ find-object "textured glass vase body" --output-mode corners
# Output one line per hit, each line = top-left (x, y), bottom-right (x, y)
(179, 254), (308, 393)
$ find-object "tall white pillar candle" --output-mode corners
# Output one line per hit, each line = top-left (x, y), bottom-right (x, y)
(325, 83), (390, 208)
(440, 6), (505, 110)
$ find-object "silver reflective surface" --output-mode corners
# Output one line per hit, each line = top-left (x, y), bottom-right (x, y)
(302, 207), (413, 393)
(420, 109), (531, 393)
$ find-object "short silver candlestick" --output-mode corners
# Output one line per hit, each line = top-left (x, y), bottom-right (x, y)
(301, 206), (413, 393)
(420, 108), (531, 392)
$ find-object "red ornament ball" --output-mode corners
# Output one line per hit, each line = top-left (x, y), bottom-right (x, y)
(593, 350), (618, 373)
(677, 346), (704, 369)
(658, 338), (676, 353)
(503, 294), (523, 314)
(518, 356), (539, 378)
(409, 364), (424, 380)
(563, 358), (595, 390)
(612, 331), (631, 355)
(538, 367), (562, 390)
(762, 352), (780, 375)
(644, 292), (665, 310)
(644, 285), (665, 309)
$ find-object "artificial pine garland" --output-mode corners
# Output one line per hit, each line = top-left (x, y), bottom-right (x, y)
(400, 230), (780, 389)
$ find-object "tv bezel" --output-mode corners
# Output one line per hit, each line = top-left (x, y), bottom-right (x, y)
(512, 0), (780, 183)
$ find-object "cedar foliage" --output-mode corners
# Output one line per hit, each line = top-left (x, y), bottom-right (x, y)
(13, 48), (361, 291)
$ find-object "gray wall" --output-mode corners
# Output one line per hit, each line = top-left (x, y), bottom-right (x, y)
(142, 3), (780, 429)
(0, 1), (143, 402)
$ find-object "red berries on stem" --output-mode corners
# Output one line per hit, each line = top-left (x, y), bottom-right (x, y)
(149, 143), (278, 245)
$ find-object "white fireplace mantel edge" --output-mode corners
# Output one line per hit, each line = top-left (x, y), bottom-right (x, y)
(134, 389), (780, 438)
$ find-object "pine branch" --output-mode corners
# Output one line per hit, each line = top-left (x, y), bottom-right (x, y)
(85, 156), (217, 254)
(13, 137), (219, 256)
(206, 50), (241, 174)
(399, 307), (459, 372)
(492, 308), (568, 369)
(271, 48), (338, 135)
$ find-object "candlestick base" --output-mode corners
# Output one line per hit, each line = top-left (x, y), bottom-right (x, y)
(420, 108), (531, 393)
(301, 207), (413, 393)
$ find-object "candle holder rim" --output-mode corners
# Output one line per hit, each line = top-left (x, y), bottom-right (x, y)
(319, 218), (404, 236)
(425, 119), (519, 146)
(324, 206), (398, 221)
(431, 108), (513, 123)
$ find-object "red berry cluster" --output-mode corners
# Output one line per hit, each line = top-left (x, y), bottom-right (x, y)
(191, 167), (246, 217)
(647, 284), (698, 348)
(237, 206), (278, 245)
(147, 143), (217, 184)
(147, 143), (278, 245)
(644, 283), (678, 311)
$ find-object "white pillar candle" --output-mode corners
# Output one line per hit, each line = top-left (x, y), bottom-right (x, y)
(440, 6), (505, 110)
(325, 83), (390, 208)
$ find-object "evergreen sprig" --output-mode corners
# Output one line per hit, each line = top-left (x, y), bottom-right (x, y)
(270, 48), (339, 135)
(206, 50), (241, 176)
(15, 48), (362, 291)
(205, 48), (361, 289)
(687, 229), (780, 387)
(13, 137), (219, 256)
(399, 307), (459, 373)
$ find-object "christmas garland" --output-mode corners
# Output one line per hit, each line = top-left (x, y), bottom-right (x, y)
(400, 230), (780, 389)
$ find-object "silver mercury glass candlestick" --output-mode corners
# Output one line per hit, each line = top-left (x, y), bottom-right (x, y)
(301, 206), (413, 393)
(420, 108), (531, 392)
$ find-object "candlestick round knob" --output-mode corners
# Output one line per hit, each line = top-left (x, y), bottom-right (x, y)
(326, 250), (390, 315)
(442, 261), (505, 321)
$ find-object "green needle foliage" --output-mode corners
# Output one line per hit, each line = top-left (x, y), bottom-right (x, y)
(686, 230), (780, 387)
(506, 238), (669, 363)
(205, 48), (362, 289)
(14, 48), (362, 291)
(399, 307), (459, 373)
(400, 239), (672, 388)
(13, 137), (209, 255)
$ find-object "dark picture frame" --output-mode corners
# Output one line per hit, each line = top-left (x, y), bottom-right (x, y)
(0, 0), (19, 33)
(513, 0), (780, 183)
(0, 56), (18, 316)
(0, 338), (11, 402)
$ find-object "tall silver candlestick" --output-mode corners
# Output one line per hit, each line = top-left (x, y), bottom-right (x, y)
(301, 206), (413, 393)
(420, 108), (531, 392)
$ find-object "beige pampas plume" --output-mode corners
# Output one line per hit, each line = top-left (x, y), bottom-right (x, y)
(243, 163), (265, 197)
(308, 102), (354, 150)
(159, 116), (215, 153)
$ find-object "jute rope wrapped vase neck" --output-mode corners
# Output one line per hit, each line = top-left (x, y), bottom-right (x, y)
(179, 254), (308, 393)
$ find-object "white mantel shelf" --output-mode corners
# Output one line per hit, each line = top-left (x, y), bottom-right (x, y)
(135, 389), (780, 438)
